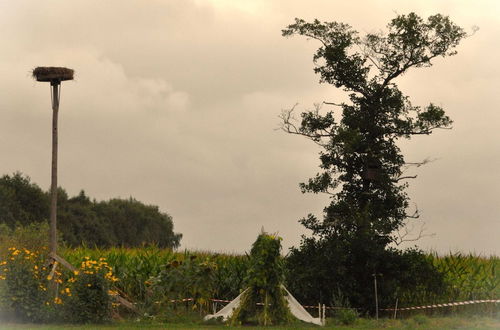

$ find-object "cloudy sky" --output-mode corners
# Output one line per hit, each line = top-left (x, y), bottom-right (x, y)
(0, 0), (498, 255)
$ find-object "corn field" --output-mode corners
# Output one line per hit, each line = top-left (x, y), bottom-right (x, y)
(60, 247), (498, 313)
(429, 252), (499, 301)
(61, 246), (249, 304)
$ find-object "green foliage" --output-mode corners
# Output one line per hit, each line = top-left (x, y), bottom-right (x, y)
(281, 13), (466, 315)
(0, 222), (53, 258)
(334, 308), (359, 326)
(0, 247), (54, 323)
(230, 232), (293, 326)
(212, 252), (249, 300)
(61, 247), (250, 305)
(428, 253), (499, 302)
(0, 173), (49, 228)
(286, 237), (445, 312)
(0, 172), (182, 248)
(64, 258), (115, 323)
(149, 255), (217, 315)
(282, 12), (466, 245)
(55, 245), (500, 319)
(0, 222), (59, 322)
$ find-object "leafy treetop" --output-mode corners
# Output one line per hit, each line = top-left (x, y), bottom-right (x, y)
(281, 13), (467, 245)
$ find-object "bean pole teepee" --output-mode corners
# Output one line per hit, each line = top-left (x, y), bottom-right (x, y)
(32, 67), (136, 311)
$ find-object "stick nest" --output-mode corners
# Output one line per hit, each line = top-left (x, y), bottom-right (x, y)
(32, 67), (74, 82)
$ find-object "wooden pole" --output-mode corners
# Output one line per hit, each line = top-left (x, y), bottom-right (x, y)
(49, 82), (60, 256)
(373, 273), (379, 320)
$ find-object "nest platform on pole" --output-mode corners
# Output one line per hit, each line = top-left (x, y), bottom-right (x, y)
(32, 66), (136, 313)
(32, 67), (74, 83)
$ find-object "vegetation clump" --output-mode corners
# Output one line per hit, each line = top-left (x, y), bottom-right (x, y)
(0, 246), (53, 322)
(63, 257), (118, 323)
(0, 172), (182, 248)
(230, 232), (293, 326)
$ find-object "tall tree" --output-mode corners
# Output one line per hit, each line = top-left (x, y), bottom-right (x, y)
(281, 13), (467, 310)
(281, 12), (466, 245)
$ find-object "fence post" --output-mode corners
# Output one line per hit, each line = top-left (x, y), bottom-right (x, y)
(322, 303), (326, 324)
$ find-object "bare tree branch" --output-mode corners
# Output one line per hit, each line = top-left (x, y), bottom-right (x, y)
(278, 104), (332, 147)
(392, 175), (417, 182)
(403, 157), (437, 168)
(393, 221), (435, 246)
(323, 101), (344, 107)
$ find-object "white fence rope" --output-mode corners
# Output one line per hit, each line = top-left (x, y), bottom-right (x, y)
(163, 297), (499, 312)
(381, 299), (500, 311)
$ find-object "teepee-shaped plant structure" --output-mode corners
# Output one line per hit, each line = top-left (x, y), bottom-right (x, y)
(230, 231), (293, 326)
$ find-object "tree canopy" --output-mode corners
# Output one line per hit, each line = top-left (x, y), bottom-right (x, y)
(281, 13), (466, 312)
(281, 12), (466, 244)
(0, 172), (181, 248)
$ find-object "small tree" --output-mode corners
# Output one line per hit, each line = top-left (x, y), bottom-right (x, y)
(281, 13), (467, 311)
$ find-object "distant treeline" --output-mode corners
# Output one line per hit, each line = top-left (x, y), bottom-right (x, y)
(0, 172), (182, 248)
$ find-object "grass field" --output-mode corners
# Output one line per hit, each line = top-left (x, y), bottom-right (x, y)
(1, 315), (499, 329)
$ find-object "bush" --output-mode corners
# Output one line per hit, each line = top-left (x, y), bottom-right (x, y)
(334, 308), (358, 325)
(285, 236), (446, 314)
(0, 222), (53, 259)
(0, 243), (120, 324)
(0, 247), (54, 322)
(63, 257), (118, 323)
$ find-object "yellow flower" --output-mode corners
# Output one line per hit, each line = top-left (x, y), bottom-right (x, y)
(54, 297), (62, 305)
(47, 275), (53, 281)
(73, 270), (79, 276)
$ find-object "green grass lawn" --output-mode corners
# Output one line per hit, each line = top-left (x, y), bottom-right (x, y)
(1, 315), (499, 330)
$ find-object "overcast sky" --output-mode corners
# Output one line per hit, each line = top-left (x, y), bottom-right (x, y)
(0, 0), (498, 255)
